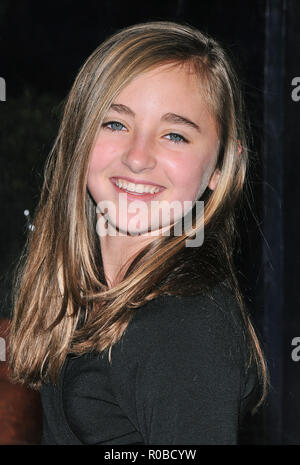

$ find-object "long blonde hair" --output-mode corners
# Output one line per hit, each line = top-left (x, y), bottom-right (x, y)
(9, 21), (268, 410)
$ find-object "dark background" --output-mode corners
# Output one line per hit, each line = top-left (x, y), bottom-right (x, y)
(0, 0), (299, 444)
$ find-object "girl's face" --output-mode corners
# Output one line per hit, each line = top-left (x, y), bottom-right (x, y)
(87, 63), (221, 237)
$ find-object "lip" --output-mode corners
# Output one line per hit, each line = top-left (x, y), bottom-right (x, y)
(109, 177), (166, 201)
(110, 176), (165, 189)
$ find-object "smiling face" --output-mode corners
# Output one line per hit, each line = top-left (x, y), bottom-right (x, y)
(87, 62), (221, 237)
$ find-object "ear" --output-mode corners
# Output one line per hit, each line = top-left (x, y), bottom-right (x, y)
(237, 139), (242, 156)
(208, 168), (221, 191)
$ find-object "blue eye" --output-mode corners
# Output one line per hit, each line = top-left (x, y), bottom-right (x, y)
(102, 121), (126, 131)
(165, 133), (188, 144)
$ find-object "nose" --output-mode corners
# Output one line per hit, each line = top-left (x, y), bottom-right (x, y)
(122, 135), (156, 173)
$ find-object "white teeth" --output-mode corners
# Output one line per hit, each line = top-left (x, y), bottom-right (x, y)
(114, 179), (161, 194)
(127, 182), (135, 192)
(135, 184), (144, 193)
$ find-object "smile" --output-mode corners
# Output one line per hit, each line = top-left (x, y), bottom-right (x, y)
(111, 178), (165, 195)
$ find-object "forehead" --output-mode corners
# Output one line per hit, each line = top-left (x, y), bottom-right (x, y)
(113, 63), (208, 108)
(118, 61), (201, 94)
(111, 62), (216, 128)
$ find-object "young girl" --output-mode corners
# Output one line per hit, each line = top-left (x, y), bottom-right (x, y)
(9, 21), (267, 445)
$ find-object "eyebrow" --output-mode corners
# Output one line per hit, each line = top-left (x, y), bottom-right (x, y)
(109, 103), (201, 133)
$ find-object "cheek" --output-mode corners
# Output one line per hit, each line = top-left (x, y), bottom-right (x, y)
(87, 141), (116, 203)
(88, 140), (116, 173)
(165, 155), (211, 199)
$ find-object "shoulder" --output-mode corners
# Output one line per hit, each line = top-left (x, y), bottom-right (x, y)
(111, 281), (249, 368)
(126, 281), (246, 341)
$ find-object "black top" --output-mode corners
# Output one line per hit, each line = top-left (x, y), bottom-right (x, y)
(40, 282), (259, 445)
